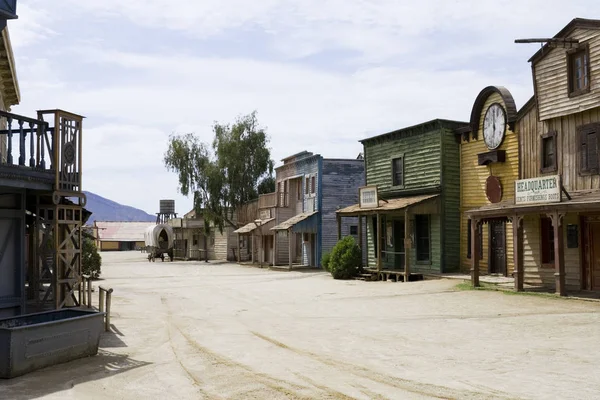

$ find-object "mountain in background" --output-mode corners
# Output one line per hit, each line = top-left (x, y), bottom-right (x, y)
(83, 191), (155, 224)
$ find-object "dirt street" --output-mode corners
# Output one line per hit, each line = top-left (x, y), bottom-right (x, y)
(1, 251), (599, 400)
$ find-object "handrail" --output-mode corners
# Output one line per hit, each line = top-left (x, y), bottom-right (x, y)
(98, 285), (114, 332)
(0, 110), (53, 170)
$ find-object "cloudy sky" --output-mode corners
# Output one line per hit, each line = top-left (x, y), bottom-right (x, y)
(7, 1), (598, 215)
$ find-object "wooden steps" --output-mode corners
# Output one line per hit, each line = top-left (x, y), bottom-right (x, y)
(354, 270), (424, 282)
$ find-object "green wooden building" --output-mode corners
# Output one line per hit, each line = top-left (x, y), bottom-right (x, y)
(337, 119), (467, 277)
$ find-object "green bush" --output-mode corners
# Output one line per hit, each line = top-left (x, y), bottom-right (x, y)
(328, 236), (362, 280)
(82, 237), (102, 278)
(321, 251), (331, 271)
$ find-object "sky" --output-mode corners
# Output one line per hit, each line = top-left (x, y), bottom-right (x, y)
(7, 1), (599, 215)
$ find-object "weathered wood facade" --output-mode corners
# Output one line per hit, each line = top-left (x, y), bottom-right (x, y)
(338, 119), (466, 276)
(467, 18), (600, 295)
(458, 86), (520, 277)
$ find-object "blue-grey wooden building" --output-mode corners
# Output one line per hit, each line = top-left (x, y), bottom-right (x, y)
(236, 151), (364, 268)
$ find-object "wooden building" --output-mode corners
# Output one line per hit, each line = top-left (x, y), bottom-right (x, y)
(456, 86), (520, 277)
(0, 3), (89, 316)
(235, 151), (364, 268)
(93, 221), (154, 251)
(466, 18), (600, 295)
(337, 119), (467, 278)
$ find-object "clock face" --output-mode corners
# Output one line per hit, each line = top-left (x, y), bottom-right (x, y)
(483, 103), (506, 150)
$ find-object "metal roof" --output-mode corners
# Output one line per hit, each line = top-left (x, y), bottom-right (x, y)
(271, 211), (318, 231)
(234, 218), (275, 234)
(336, 194), (439, 216)
(95, 221), (156, 242)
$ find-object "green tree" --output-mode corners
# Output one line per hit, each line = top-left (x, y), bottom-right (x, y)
(257, 175), (276, 195)
(328, 236), (362, 280)
(82, 236), (102, 278)
(164, 111), (274, 234)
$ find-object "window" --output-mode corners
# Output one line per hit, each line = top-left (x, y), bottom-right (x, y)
(568, 46), (590, 96)
(415, 215), (430, 262)
(283, 180), (289, 206)
(311, 176), (316, 193)
(350, 225), (358, 235)
(372, 217), (378, 254)
(541, 217), (555, 266)
(540, 131), (557, 173)
(579, 123), (600, 174)
(392, 157), (404, 186)
(305, 176), (309, 194)
(193, 234), (198, 246)
(297, 180), (302, 200)
(467, 220), (483, 260)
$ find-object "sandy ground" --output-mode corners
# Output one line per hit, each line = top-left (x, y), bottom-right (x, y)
(1, 251), (600, 400)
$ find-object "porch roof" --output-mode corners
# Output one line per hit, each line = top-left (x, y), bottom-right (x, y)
(465, 189), (600, 219)
(234, 218), (275, 234)
(271, 211), (318, 231)
(336, 194), (439, 216)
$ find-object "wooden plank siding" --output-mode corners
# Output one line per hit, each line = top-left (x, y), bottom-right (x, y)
(362, 120), (464, 273)
(321, 159), (365, 259)
(460, 92), (519, 274)
(518, 102), (600, 191)
(535, 28), (600, 121)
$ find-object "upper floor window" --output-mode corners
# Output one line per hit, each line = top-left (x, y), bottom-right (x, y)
(305, 176), (309, 194)
(392, 156), (404, 186)
(568, 46), (590, 97)
(311, 176), (316, 193)
(297, 179), (302, 200)
(579, 123), (600, 175)
(540, 131), (557, 173)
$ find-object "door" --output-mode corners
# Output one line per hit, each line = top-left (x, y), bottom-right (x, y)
(393, 220), (405, 269)
(489, 221), (506, 275)
(295, 233), (302, 264)
(0, 217), (22, 317)
(586, 222), (600, 290)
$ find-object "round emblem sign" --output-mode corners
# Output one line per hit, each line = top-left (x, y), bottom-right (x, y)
(64, 142), (76, 165)
(485, 175), (503, 204)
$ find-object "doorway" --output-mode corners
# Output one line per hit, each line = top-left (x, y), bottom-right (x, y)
(489, 220), (506, 275)
(583, 220), (600, 290)
(393, 220), (405, 269)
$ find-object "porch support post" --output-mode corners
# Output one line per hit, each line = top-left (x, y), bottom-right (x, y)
(376, 213), (382, 272)
(404, 207), (411, 282)
(548, 212), (566, 296)
(337, 214), (342, 241)
(273, 233), (277, 266)
(511, 214), (524, 292)
(358, 215), (363, 267)
(288, 229), (293, 270)
(237, 234), (241, 263)
(251, 234), (254, 263)
(471, 217), (480, 287)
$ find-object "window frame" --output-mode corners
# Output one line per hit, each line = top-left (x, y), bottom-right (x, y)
(350, 225), (358, 236)
(540, 216), (555, 268)
(415, 214), (431, 263)
(578, 123), (600, 175)
(567, 44), (590, 98)
(311, 175), (316, 194)
(540, 130), (558, 173)
(391, 155), (404, 188)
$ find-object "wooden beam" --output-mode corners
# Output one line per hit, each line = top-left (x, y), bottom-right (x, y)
(512, 215), (524, 291)
(376, 213), (382, 272)
(358, 216), (363, 267)
(549, 212), (566, 296)
(404, 208), (410, 282)
(471, 218), (480, 287)
(288, 229), (293, 270)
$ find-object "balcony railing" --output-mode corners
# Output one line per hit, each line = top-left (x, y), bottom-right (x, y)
(258, 192), (278, 209)
(0, 110), (54, 172)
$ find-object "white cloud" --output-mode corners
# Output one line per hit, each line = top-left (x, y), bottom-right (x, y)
(8, 3), (57, 49)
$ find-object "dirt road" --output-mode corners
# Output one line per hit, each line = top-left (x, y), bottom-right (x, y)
(2, 251), (599, 399)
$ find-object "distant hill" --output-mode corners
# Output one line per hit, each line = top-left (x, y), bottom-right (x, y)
(83, 191), (155, 224)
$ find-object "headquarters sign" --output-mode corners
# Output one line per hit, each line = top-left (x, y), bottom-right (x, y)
(514, 175), (561, 205)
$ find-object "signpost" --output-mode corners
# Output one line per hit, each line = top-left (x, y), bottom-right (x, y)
(514, 175), (561, 205)
(359, 185), (378, 209)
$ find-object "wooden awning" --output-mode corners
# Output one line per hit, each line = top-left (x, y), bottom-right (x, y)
(466, 189), (600, 219)
(271, 211), (318, 231)
(336, 194), (439, 216)
(234, 218), (275, 234)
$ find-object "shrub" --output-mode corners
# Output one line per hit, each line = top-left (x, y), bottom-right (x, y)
(328, 236), (362, 280)
(321, 251), (331, 272)
(82, 237), (102, 278)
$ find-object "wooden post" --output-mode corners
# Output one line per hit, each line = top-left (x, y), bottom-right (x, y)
(337, 214), (342, 241)
(237, 234), (241, 263)
(549, 212), (566, 296)
(376, 213), (382, 272)
(288, 229), (293, 270)
(251, 234), (254, 263)
(404, 207), (410, 282)
(273, 233), (277, 266)
(471, 218), (480, 287)
(358, 216), (363, 267)
(512, 215), (524, 291)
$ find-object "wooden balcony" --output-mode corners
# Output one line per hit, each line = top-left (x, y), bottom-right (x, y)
(258, 192), (278, 209)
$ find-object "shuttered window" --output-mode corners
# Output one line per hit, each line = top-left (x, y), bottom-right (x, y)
(579, 123), (600, 174)
(311, 176), (316, 193)
(392, 157), (404, 186)
(568, 46), (590, 96)
(540, 131), (557, 173)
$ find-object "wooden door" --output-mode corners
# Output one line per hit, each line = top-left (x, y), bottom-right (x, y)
(587, 222), (600, 290)
(393, 220), (405, 269)
(489, 221), (506, 275)
(0, 217), (22, 317)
